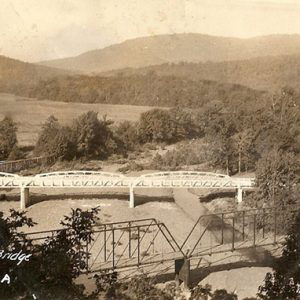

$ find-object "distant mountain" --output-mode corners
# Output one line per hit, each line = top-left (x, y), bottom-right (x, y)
(103, 54), (300, 92)
(39, 33), (300, 73)
(0, 55), (69, 93)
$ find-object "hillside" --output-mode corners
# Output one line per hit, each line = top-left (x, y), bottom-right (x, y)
(26, 72), (266, 109)
(103, 54), (300, 92)
(39, 33), (300, 73)
(0, 55), (69, 93)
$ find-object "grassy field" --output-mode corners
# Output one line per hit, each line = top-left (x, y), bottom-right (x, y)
(0, 93), (154, 146)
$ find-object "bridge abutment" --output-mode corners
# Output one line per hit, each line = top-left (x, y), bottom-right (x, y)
(20, 187), (30, 209)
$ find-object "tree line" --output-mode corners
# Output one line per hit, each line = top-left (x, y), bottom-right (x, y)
(2, 86), (299, 182)
(12, 71), (265, 109)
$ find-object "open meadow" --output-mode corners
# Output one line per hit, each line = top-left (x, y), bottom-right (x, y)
(0, 93), (155, 146)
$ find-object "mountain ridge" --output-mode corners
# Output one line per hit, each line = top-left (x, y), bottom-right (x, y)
(38, 33), (300, 73)
(100, 53), (300, 92)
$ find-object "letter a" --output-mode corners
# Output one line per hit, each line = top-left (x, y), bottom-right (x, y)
(1, 274), (10, 284)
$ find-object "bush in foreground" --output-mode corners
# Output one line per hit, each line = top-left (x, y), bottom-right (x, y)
(257, 211), (300, 299)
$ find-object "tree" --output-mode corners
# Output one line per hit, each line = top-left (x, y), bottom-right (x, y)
(206, 134), (236, 175)
(0, 116), (18, 160)
(114, 121), (138, 153)
(34, 115), (60, 156)
(200, 102), (237, 175)
(138, 109), (176, 143)
(35, 116), (75, 160)
(254, 149), (299, 208)
(72, 111), (113, 159)
(257, 212), (300, 299)
(233, 129), (258, 173)
(169, 107), (197, 140)
(0, 207), (100, 300)
(257, 87), (300, 155)
(52, 126), (76, 160)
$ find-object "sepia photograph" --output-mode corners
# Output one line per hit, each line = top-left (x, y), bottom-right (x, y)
(0, 0), (300, 299)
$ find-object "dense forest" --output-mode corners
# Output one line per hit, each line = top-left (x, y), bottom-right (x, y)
(8, 72), (266, 109)
(103, 54), (300, 93)
(2, 53), (300, 109)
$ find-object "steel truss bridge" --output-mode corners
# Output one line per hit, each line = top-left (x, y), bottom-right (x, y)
(0, 171), (255, 209)
(23, 206), (295, 287)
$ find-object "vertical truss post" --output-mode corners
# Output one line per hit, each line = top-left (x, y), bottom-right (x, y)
(262, 209), (265, 239)
(242, 211), (245, 241)
(112, 229), (115, 269)
(128, 222), (132, 258)
(232, 217), (235, 251)
(137, 226), (140, 266)
(253, 214), (256, 246)
(221, 213), (224, 245)
(274, 211), (277, 243)
(86, 240), (89, 274)
(104, 225), (107, 261)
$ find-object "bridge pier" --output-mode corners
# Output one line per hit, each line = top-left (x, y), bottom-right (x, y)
(236, 187), (243, 203)
(20, 187), (30, 209)
(129, 186), (135, 208)
(175, 258), (190, 288)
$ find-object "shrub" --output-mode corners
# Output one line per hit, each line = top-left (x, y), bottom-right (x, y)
(118, 161), (144, 173)
(7, 145), (25, 160)
(151, 141), (205, 170)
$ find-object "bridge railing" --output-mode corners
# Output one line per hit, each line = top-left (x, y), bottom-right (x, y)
(35, 171), (125, 178)
(0, 156), (55, 173)
(140, 171), (231, 179)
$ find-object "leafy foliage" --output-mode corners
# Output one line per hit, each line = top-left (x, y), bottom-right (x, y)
(138, 108), (177, 143)
(34, 112), (118, 160)
(254, 149), (299, 210)
(114, 121), (139, 153)
(112, 55), (300, 93)
(34, 115), (75, 160)
(22, 72), (264, 109)
(258, 212), (300, 299)
(151, 141), (205, 170)
(0, 207), (100, 300)
(71, 111), (114, 159)
(0, 116), (18, 160)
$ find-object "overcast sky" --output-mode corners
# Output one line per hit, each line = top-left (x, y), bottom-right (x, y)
(1, 0), (300, 62)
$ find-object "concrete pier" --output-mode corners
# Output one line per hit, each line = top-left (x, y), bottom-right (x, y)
(129, 186), (135, 208)
(236, 187), (243, 203)
(20, 187), (30, 209)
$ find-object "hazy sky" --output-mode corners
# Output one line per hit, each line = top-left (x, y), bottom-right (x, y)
(1, 0), (300, 62)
